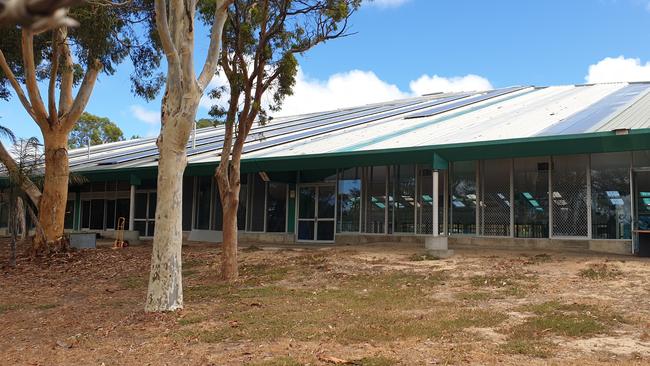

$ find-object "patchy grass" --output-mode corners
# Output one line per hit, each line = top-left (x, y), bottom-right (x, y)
(242, 245), (264, 253)
(456, 291), (494, 301)
(354, 356), (397, 366)
(512, 301), (624, 338)
(119, 275), (147, 289)
(246, 357), (302, 366)
(408, 252), (441, 261)
(177, 315), (206, 326)
(34, 303), (58, 310)
(579, 263), (622, 280)
(521, 253), (553, 265)
(0, 303), (20, 314)
(500, 339), (555, 358)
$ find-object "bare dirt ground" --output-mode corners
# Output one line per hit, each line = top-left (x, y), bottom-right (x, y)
(1, 239), (650, 366)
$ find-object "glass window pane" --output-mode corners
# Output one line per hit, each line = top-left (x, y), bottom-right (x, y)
(298, 220), (314, 240)
(148, 193), (157, 219)
(64, 200), (74, 230)
(394, 165), (416, 233)
(194, 177), (211, 230)
(266, 182), (287, 232)
(318, 186), (335, 219)
(90, 199), (104, 230)
(134, 221), (146, 236)
(182, 176), (193, 231)
(591, 152), (631, 239)
(238, 184), (247, 230)
(338, 168), (362, 233)
(299, 187), (316, 219)
(116, 199), (130, 229)
(365, 166), (387, 233)
(450, 161), (477, 234)
(147, 221), (156, 237)
(552, 155), (588, 237)
(251, 174), (266, 231)
(514, 158), (549, 238)
(135, 193), (148, 219)
(81, 200), (90, 228)
(479, 159), (511, 236)
(105, 200), (115, 229)
(317, 221), (335, 241)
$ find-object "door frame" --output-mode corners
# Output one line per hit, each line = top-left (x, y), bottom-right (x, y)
(295, 182), (337, 243)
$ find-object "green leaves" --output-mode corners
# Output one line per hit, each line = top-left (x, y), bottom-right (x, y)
(68, 112), (125, 148)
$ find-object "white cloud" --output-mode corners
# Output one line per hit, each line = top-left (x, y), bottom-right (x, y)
(199, 68), (494, 117)
(585, 56), (650, 83)
(277, 69), (408, 116)
(367, 0), (411, 8)
(130, 105), (160, 125)
(409, 74), (493, 96)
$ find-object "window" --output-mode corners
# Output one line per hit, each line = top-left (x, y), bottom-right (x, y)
(182, 176), (194, 231)
(266, 182), (287, 232)
(250, 173), (266, 231)
(337, 168), (362, 233)
(105, 200), (115, 229)
(64, 200), (75, 230)
(450, 161), (476, 234)
(194, 176), (212, 230)
(514, 158), (549, 238)
(238, 175), (248, 230)
(393, 165), (416, 233)
(115, 199), (130, 230)
(479, 159), (511, 236)
(213, 182), (223, 231)
(90, 199), (105, 230)
(591, 152), (631, 239)
(81, 201), (90, 228)
(416, 167), (445, 235)
(365, 166), (388, 233)
(552, 155), (588, 237)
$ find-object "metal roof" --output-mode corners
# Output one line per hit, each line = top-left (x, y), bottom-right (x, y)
(66, 81), (650, 173)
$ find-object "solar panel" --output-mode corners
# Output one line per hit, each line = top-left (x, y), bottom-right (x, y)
(535, 83), (650, 136)
(404, 86), (527, 119)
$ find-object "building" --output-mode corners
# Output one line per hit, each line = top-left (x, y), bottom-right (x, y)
(5, 82), (650, 255)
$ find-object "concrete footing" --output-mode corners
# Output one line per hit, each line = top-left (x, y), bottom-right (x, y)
(425, 236), (454, 258)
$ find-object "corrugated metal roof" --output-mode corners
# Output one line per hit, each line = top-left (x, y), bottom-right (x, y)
(62, 81), (650, 173)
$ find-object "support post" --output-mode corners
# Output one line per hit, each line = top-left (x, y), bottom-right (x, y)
(433, 169), (439, 237)
(129, 184), (136, 231)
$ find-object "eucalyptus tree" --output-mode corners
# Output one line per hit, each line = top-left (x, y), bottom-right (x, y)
(69, 112), (125, 148)
(0, 0), (162, 253)
(204, 0), (360, 281)
(145, 0), (231, 312)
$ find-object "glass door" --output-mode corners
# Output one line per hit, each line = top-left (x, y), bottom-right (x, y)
(297, 185), (336, 242)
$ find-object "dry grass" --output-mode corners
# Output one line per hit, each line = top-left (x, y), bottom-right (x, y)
(1, 241), (650, 365)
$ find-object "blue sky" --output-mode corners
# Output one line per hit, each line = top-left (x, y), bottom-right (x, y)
(4, 0), (650, 140)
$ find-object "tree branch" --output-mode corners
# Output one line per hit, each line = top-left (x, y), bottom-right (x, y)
(47, 27), (62, 122)
(61, 59), (101, 131)
(0, 48), (37, 120)
(154, 0), (182, 87)
(197, 0), (232, 92)
(21, 29), (49, 127)
(58, 27), (74, 116)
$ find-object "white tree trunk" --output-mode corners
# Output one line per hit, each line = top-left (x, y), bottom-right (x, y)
(145, 113), (193, 312)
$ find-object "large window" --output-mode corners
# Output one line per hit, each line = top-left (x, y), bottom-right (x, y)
(479, 159), (511, 236)
(250, 173), (266, 232)
(365, 166), (388, 233)
(237, 175), (248, 230)
(64, 200), (75, 230)
(266, 182), (287, 232)
(514, 158), (549, 238)
(338, 168), (362, 233)
(450, 161), (476, 234)
(194, 176), (212, 230)
(393, 165), (416, 233)
(213, 182), (223, 231)
(591, 152), (631, 239)
(182, 176), (194, 231)
(552, 155), (588, 237)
